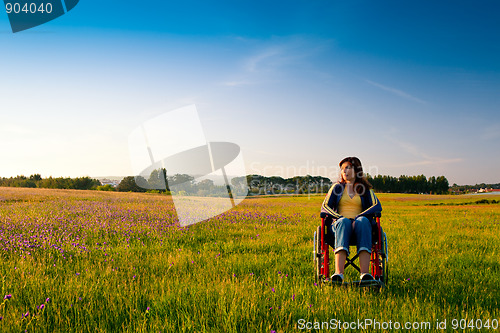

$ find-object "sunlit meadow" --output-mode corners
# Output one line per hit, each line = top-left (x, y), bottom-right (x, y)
(0, 187), (499, 332)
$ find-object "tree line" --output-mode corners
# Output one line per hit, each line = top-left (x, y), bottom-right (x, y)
(117, 171), (248, 198)
(117, 173), (333, 196)
(0, 172), (452, 195)
(245, 174), (450, 195)
(245, 175), (332, 195)
(366, 174), (449, 194)
(0, 174), (101, 190)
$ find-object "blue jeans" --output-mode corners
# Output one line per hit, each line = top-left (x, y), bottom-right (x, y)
(328, 216), (372, 255)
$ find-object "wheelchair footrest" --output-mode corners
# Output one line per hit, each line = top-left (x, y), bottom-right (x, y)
(327, 279), (384, 288)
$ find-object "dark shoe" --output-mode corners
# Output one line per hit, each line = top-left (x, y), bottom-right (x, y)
(360, 273), (374, 281)
(330, 273), (344, 283)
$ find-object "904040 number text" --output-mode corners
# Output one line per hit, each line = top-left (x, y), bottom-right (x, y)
(5, 2), (53, 14)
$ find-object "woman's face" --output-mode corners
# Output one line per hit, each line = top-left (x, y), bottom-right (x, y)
(340, 162), (355, 183)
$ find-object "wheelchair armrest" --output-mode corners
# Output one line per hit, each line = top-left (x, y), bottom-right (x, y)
(320, 212), (328, 219)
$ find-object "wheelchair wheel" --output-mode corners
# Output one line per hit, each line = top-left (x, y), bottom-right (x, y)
(380, 231), (389, 285)
(314, 226), (322, 283)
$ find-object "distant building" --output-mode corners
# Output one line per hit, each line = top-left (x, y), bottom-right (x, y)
(98, 179), (120, 188)
(476, 188), (500, 194)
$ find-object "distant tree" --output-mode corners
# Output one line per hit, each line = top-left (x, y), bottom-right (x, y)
(161, 168), (168, 191)
(13, 177), (36, 188)
(194, 179), (215, 196)
(230, 176), (250, 196)
(97, 184), (115, 191)
(117, 176), (147, 192)
(168, 174), (194, 185)
(71, 177), (101, 190)
(197, 179), (214, 190)
(168, 174), (195, 194)
(231, 176), (247, 188)
(148, 168), (169, 191)
(267, 176), (286, 186)
(246, 175), (263, 190)
(136, 175), (150, 190)
(368, 174), (449, 194)
(30, 174), (42, 181)
(415, 174), (427, 193)
(39, 177), (67, 189)
(435, 176), (449, 194)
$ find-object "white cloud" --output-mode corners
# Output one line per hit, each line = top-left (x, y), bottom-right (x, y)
(218, 36), (334, 90)
(242, 36), (333, 73)
(219, 81), (254, 87)
(393, 158), (463, 168)
(365, 79), (427, 105)
(245, 48), (283, 72)
(385, 135), (463, 167)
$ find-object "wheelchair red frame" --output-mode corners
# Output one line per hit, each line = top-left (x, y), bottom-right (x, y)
(314, 212), (388, 287)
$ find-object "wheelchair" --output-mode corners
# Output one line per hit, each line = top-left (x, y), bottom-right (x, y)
(313, 212), (388, 288)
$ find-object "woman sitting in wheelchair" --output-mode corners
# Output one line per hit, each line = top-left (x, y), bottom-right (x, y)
(321, 156), (382, 283)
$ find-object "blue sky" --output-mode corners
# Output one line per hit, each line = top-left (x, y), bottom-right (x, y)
(0, 1), (499, 185)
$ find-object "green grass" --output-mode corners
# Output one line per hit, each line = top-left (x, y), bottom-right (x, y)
(0, 188), (499, 332)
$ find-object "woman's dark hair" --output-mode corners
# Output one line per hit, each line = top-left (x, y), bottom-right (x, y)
(339, 156), (373, 194)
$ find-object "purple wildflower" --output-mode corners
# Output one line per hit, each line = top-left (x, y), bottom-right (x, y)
(46, 297), (51, 303)
(39, 304), (45, 310)
(271, 288), (275, 293)
(4, 294), (12, 300)
(292, 294), (295, 301)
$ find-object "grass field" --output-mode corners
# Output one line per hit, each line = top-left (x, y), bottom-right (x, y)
(0, 187), (499, 332)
